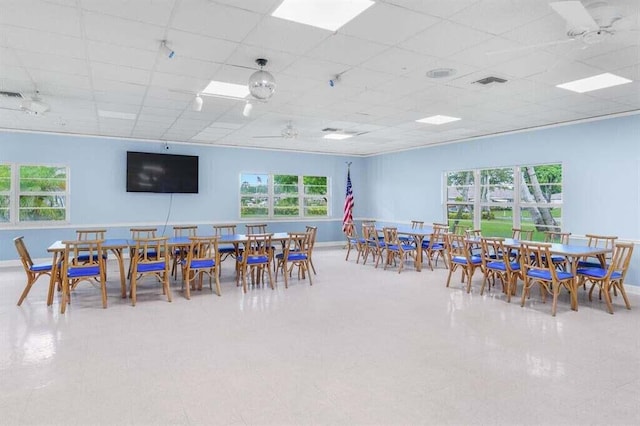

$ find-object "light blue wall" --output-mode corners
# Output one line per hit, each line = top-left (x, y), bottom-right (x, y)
(364, 113), (640, 286)
(0, 132), (364, 260)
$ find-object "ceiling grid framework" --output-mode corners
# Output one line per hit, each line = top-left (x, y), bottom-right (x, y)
(0, 0), (638, 155)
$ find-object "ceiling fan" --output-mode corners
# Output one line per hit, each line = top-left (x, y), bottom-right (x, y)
(488, 0), (638, 55)
(0, 90), (50, 115)
(253, 121), (299, 139)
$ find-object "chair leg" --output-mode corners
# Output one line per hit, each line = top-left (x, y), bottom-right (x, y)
(17, 275), (36, 306)
(214, 268), (221, 296)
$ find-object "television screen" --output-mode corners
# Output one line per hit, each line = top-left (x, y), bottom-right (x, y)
(126, 151), (199, 194)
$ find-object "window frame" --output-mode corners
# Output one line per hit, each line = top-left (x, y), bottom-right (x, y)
(0, 162), (70, 226)
(445, 163), (563, 236)
(239, 172), (330, 220)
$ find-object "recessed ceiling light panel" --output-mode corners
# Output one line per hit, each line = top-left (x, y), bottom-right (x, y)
(202, 80), (250, 99)
(98, 109), (137, 120)
(416, 115), (461, 125)
(556, 72), (632, 93)
(323, 133), (353, 140)
(272, 0), (374, 31)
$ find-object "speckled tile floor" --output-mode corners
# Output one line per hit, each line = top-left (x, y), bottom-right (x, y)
(1, 247), (639, 425)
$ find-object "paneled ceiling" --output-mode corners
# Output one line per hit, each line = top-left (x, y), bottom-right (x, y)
(0, 0), (639, 156)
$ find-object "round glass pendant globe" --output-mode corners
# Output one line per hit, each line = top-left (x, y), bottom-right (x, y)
(248, 70), (276, 100)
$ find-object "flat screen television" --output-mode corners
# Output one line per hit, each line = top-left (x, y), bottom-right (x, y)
(126, 151), (199, 194)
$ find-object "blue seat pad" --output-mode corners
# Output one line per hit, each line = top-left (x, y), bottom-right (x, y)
(577, 268), (621, 279)
(387, 244), (415, 251)
(238, 255), (269, 264)
(487, 261), (520, 271)
(218, 245), (236, 253)
(137, 262), (165, 272)
(527, 269), (573, 280)
(77, 254), (108, 261)
(425, 243), (445, 250)
(183, 259), (215, 269)
(452, 255), (482, 265)
(68, 266), (101, 277)
(577, 260), (606, 269)
(31, 263), (53, 272)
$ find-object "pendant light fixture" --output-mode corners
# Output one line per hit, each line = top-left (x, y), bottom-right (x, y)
(248, 58), (276, 101)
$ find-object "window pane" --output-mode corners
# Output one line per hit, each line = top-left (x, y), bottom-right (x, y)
(274, 175), (298, 195)
(20, 166), (67, 192)
(0, 164), (10, 191)
(480, 206), (513, 238)
(240, 174), (268, 195)
(241, 195), (268, 217)
(303, 176), (327, 195)
(480, 168), (513, 204)
(520, 207), (561, 239)
(447, 171), (474, 203)
(447, 204), (474, 230)
(19, 195), (66, 221)
(274, 195), (299, 216)
(304, 197), (328, 216)
(521, 164), (562, 203)
(0, 195), (9, 222)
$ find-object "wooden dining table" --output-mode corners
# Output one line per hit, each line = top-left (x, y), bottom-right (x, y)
(376, 224), (434, 272)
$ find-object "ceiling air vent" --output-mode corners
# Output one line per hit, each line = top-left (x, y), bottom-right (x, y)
(321, 127), (340, 132)
(474, 76), (508, 85)
(0, 90), (24, 98)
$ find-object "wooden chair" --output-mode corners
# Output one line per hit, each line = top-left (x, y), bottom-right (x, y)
(445, 233), (482, 293)
(452, 224), (468, 235)
(181, 236), (221, 299)
(465, 228), (483, 255)
(245, 223), (268, 234)
(213, 224), (239, 265)
(344, 221), (365, 263)
(59, 239), (107, 314)
(171, 225), (198, 279)
(75, 229), (108, 264)
(128, 227), (158, 279)
(577, 242), (634, 314)
(237, 233), (274, 293)
(543, 231), (571, 270)
(275, 231), (313, 288)
(362, 223), (384, 267)
(305, 225), (318, 274)
(519, 242), (575, 316)
(381, 227), (417, 274)
(129, 237), (171, 306)
(480, 237), (521, 302)
(422, 225), (448, 271)
(512, 228), (534, 240)
(578, 234), (617, 268)
(14, 236), (54, 306)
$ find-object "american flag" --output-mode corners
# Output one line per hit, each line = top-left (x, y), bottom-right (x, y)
(342, 168), (354, 233)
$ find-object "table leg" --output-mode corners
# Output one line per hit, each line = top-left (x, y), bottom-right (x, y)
(47, 251), (61, 306)
(413, 235), (424, 272)
(109, 248), (127, 298)
(569, 258), (579, 311)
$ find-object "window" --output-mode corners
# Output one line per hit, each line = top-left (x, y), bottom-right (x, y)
(446, 164), (562, 238)
(0, 164), (69, 225)
(240, 173), (329, 219)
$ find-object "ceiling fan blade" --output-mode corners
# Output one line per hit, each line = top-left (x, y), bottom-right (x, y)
(486, 38), (577, 55)
(550, 1), (600, 32)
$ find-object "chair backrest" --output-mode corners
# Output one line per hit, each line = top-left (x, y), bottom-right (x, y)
(410, 220), (424, 229)
(13, 236), (34, 271)
(62, 239), (105, 275)
(186, 236), (220, 265)
(446, 233), (472, 261)
(243, 233), (273, 264)
(433, 222), (449, 230)
(544, 231), (571, 244)
(479, 237), (505, 268)
(465, 229), (482, 238)
(585, 234), (618, 261)
(132, 237), (169, 268)
(76, 228), (106, 240)
(213, 224), (237, 236)
(245, 223), (268, 234)
(344, 221), (357, 239)
(382, 227), (399, 246)
(130, 227), (157, 239)
(305, 225), (317, 250)
(363, 223), (380, 245)
(173, 225), (197, 237)
(519, 242), (563, 281)
(428, 224), (448, 247)
(607, 242), (634, 280)
(284, 231), (312, 257)
(452, 224), (468, 235)
(512, 228), (534, 240)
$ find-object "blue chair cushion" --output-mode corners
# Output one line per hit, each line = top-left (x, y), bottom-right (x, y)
(577, 268), (621, 280)
(76, 254), (108, 262)
(30, 263), (52, 272)
(218, 245), (236, 253)
(238, 255), (269, 264)
(68, 266), (100, 277)
(577, 260), (605, 269)
(137, 262), (165, 272)
(452, 255), (482, 265)
(487, 261), (521, 271)
(186, 259), (215, 269)
(527, 269), (573, 280)
(425, 243), (445, 250)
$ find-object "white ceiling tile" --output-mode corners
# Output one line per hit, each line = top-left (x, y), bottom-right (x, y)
(154, 57), (220, 80)
(91, 63), (151, 86)
(383, 0), (480, 19)
(0, 0), (81, 37)
(171, 0), (262, 42)
(341, 2), (440, 45)
(87, 41), (158, 70)
(164, 30), (239, 64)
(306, 34), (389, 67)
(580, 45), (640, 71)
(80, 0), (176, 26)
(83, 12), (165, 51)
(15, 51), (88, 76)
(400, 20), (493, 58)
(360, 48), (436, 77)
(243, 16), (330, 55)
(449, 0), (552, 35)
(0, 26), (85, 59)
